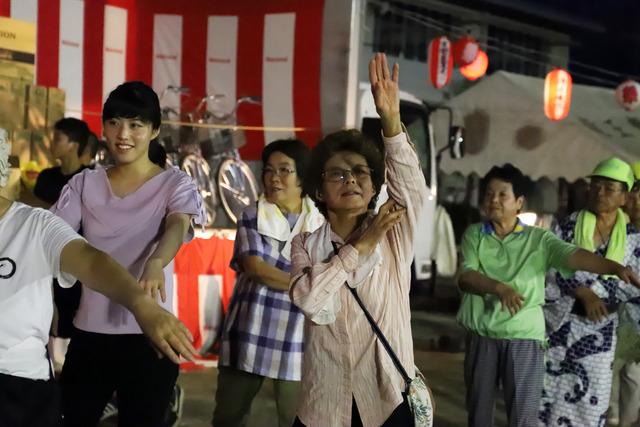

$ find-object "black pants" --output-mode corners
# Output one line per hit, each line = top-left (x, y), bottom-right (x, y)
(0, 372), (61, 427)
(53, 280), (81, 338)
(60, 330), (178, 427)
(292, 395), (414, 427)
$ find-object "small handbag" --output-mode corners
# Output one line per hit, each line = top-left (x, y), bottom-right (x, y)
(346, 284), (433, 427)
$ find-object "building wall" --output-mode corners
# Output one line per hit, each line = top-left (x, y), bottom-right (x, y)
(361, 0), (571, 104)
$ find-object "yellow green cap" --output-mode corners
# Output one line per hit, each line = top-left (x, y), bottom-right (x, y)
(632, 161), (640, 181)
(589, 157), (634, 191)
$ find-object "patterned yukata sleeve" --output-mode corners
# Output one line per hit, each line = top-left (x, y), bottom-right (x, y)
(552, 215), (600, 297)
(615, 230), (640, 354)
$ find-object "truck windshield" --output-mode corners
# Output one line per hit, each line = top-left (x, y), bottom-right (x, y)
(361, 102), (432, 188)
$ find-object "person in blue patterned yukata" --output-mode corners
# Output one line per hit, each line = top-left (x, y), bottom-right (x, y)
(608, 161), (640, 427)
(540, 158), (640, 427)
(212, 139), (324, 427)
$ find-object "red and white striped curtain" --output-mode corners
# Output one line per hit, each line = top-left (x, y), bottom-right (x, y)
(0, 0), (324, 159)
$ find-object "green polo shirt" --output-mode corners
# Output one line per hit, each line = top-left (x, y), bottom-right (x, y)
(456, 221), (578, 342)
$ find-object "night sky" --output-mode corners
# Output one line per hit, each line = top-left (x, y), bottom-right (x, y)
(455, 0), (640, 86)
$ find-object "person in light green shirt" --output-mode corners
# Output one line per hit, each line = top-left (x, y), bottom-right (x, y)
(457, 163), (640, 427)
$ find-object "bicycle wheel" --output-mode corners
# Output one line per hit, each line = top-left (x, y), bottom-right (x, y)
(217, 158), (259, 224)
(181, 154), (218, 226)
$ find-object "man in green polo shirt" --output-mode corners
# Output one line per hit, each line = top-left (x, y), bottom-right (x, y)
(457, 163), (640, 427)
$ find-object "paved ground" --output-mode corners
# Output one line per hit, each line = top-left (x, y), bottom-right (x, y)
(166, 348), (508, 427)
(99, 279), (506, 426)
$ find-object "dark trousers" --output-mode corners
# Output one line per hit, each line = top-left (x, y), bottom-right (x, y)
(60, 330), (178, 427)
(292, 396), (414, 427)
(464, 333), (543, 427)
(52, 280), (81, 338)
(212, 366), (300, 427)
(0, 372), (61, 427)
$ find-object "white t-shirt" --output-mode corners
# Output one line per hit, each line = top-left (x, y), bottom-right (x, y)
(0, 202), (82, 380)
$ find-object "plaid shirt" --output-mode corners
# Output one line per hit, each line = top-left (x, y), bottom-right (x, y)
(219, 205), (305, 380)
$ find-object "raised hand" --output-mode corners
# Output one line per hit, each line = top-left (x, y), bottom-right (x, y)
(351, 199), (406, 258)
(368, 53), (401, 136)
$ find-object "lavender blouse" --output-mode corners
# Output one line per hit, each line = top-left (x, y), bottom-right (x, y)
(51, 167), (204, 334)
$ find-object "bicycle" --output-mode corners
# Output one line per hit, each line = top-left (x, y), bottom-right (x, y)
(158, 86), (219, 226)
(190, 94), (261, 225)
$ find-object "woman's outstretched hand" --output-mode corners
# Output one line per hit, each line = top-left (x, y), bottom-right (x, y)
(368, 53), (402, 137)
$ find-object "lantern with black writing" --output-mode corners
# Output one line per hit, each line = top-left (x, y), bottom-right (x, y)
(428, 36), (453, 89)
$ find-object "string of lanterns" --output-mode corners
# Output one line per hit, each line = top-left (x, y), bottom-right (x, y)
(427, 34), (639, 120)
(428, 35), (488, 87)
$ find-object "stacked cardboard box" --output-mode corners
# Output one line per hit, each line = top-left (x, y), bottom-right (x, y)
(0, 77), (66, 169)
(0, 76), (28, 132)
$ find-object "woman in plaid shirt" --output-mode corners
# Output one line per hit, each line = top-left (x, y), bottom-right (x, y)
(212, 139), (324, 427)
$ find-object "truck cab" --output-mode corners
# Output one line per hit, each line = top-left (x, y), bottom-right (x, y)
(357, 83), (438, 282)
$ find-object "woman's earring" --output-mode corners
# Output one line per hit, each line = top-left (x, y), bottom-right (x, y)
(316, 189), (324, 201)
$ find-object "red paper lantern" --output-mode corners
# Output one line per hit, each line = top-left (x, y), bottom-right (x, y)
(615, 80), (640, 111)
(460, 50), (488, 81)
(453, 35), (480, 66)
(544, 68), (572, 121)
(428, 36), (453, 89)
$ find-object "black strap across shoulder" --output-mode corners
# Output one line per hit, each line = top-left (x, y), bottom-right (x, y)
(331, 241), (412, 389)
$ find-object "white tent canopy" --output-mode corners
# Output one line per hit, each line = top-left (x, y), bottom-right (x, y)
(437, 71), (640, 181)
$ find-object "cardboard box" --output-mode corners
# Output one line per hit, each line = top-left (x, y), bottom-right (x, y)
(0, 76), (27, 131)
(46, 87), (66, 130)
(30, 132), (53, 168)
(27, 84), (48, 132)
(10, 129), (31, 167)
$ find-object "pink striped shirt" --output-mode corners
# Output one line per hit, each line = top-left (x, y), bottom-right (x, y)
(290, 130), (428, 427)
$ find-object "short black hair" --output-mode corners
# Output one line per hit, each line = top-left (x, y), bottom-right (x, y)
(481, 163), (529, 199)
(54, 118), (90, 156)
(262, 139), (310, 195)
(84, 132), (100, 158)
(102, 81), (161, 129)
(304, 129), (384, 217)
(148, 139), (167, 168)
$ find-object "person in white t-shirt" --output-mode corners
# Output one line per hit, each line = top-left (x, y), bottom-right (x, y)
(0, 128), (197, 427)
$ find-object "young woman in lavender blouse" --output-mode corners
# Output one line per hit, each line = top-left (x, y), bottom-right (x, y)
(51, 81), (205, 426)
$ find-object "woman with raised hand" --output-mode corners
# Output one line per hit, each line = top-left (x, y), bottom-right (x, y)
(290, 53), (430, 426)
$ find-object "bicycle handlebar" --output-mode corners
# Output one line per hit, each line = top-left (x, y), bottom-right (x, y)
(197, 95), (262, 122)
(159, 86), (190, 103)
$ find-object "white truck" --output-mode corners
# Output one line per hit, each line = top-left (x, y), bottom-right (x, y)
(319, 0), (462, 285)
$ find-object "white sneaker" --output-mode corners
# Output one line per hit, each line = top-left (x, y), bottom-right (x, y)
(100, 401), (119, 421)
(165, 384), (184, 427)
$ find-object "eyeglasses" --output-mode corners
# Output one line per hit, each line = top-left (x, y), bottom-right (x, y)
(263, 166), (296, 178)
(322, 166), (373, 183)
(589, 181), (625, 194)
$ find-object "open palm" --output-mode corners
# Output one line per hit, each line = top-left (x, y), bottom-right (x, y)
(369, 53), (400, 120)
